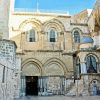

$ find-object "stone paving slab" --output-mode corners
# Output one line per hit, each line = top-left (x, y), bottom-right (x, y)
(14, 96), (100, 100)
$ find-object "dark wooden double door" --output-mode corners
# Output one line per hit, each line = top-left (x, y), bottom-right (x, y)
(26, 76), (38, 96)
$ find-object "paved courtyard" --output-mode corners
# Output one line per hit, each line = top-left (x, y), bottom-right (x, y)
(14, 96), (100, 100)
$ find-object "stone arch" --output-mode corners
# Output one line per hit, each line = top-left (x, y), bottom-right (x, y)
(85, 53), (99, 73)
(71, 27), (83, 35)
(18, 18), (42, 32)
(43, 58), (67, 76)
(43, 19), (65, 32)
(22, 58), (42, 76)
(71, 27), (82, 43)
(85, 53), (99, 62)
(89, 79), (100, 85)
(89, 79), (100, 95)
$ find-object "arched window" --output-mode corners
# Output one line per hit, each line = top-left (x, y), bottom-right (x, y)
(86, 55), (97, 73)
(73, 31), (80, 43)
(27, 29), (35, 42)
(49, 29), (57, 42)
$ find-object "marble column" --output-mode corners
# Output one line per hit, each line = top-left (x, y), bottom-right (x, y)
(20, 76), (26, 96)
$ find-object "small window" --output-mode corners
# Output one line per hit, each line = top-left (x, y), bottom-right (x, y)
(86, 55), (97, 73)
(27, 29), (35, 42)
(73, 31), (80, 43)
(49, 29), (57, 42)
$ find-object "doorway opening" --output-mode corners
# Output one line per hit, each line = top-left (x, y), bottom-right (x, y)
(26, 76), (38, 96)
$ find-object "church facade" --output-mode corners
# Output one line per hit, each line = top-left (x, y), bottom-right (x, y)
(9, 1), (100, 96)
(0, 0), (100, 99)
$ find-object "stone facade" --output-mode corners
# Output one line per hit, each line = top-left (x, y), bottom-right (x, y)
(0, 0), (100, 99)
(0, 40), (21, 100)
(8, 2), (100, 97)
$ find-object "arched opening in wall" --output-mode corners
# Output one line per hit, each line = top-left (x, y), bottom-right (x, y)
(44, 63), (64, 76)
(21, 62), (42, 96)
(73, 31), (80, 43)
(49, 29), (57, 42)
(72, 28), (81, 44)
(74, 57), (81, 80)
(43, 19), (65, 50)
(27, 29), (36, 42)
(85, 55), (98, 73)
(22, 63), (41, 76)
(42, 61), (65, 95)
(89, 79), (100, 96)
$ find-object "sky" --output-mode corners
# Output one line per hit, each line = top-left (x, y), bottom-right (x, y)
(15, 0), (96, 15)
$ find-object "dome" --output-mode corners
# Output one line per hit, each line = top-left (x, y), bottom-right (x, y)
(81, 36), (94, 44)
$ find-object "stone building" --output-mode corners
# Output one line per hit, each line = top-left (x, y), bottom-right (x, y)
(87, 0), (100, 96)
(0, 40), (21, 100)
(0, 0), (21, 100)
(9, 0), (100, 97)
(0, 0), (99, 99)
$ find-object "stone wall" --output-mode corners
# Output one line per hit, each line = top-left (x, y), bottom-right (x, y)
(0, 40), (21, 100)
(0, 39), (16, 63)
(0, 59), (15, 100)
(21, 51), (73, 76)
(9, 4), (100, 97)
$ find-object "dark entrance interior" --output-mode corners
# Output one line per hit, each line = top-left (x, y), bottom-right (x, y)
(26, 76), (38, 96)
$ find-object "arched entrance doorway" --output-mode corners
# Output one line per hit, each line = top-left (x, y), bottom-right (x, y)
(89, 79), (100, 96)
(42, 59), (66, 95)
(21, 61), (42, 96)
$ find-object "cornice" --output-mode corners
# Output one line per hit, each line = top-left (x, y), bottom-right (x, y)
(70, 23), (88, 26)
(13, 12), (70, 18)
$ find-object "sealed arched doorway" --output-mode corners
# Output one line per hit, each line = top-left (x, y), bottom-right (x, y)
(21, 61), (42, 96)
(42, 59), (66, 95)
